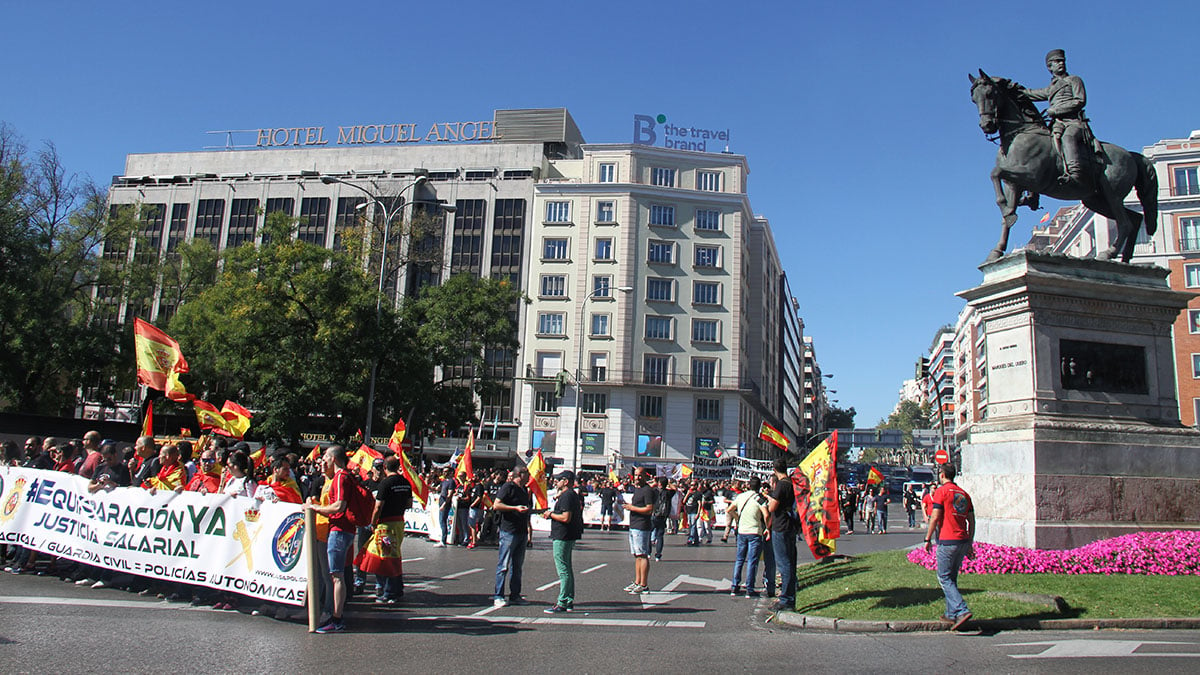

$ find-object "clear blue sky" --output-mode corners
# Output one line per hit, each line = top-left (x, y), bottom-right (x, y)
(3, 1), (1196, 426)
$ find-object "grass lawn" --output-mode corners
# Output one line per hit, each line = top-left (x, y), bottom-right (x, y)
(793, 549), (1200, 621)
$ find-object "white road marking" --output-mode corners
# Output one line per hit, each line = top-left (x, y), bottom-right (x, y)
(470, 604), (504, 617)
(536, 580), (561, 591)
(1002, 640), (1200, 659)
(581, 563), (607, 574)
(639, 590), (687, 610)
(408, 613), (705, 628)
(402, 557), (425, 563)
(661, 574), (732, 592)
(440, 567), (483, 580)
(0, 596), (175, 611)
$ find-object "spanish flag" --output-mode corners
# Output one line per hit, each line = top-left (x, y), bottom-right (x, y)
(680, 464), (693, 479)
(758, 421), (790, 451)
(454, 428), (475, 483)
(248, 446), (267, 470)
(307, 445), (322, 462)
(866, 466), (884, 486)
(389, 420), (428, 507)
(133, 318), (189, 392)
(220, 401), (252, 439)
(350, 443), (383, 480)
(141, 400), (154, 437)
(165, 371), (193, 402)
(608, 468), (619, 485)
(527, 449), (549, 509)
(794, 430), (840, 559)
(194, 400), (235, 436)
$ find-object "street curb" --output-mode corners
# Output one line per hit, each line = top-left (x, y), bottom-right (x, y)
(772, 611), (1200, 633)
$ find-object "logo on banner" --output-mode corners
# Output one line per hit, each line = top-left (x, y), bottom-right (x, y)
(0, 477), (25, 522)
(272, 513), (305, 572)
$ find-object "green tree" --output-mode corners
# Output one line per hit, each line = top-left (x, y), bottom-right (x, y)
(824, 405), (856, 430)
(0, 124), (139, 413)
(877, 398), (932, 448)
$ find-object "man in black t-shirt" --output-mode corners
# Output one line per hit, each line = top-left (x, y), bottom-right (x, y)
(492, 468), (532, 607)
(598, 481), (617, 531)
(650, 476), (673, 561)
(766, 458), (798, 612)
(683, 483), (702, 545)
(543, 470), (584, 613)
(436, 472), (456, 547)
(370, 458), (413, 602)
(624, 468), (656, 594)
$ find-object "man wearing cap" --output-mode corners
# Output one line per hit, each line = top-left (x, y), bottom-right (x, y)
(543, 470), (584, 613)
(1023, 49), (1091, 185)
(492, 468), (532, 607)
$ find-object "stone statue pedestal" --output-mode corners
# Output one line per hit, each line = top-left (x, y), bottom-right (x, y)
(956, 251), (1200, 549)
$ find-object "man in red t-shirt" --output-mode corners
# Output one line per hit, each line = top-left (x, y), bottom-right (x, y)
(304, 446), (355, 633)
(923, 464), (974, 631)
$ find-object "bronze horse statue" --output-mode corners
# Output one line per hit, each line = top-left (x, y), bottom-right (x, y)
(968, 69), (1157, 262)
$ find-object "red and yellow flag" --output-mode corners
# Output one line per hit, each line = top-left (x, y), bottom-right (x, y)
(527, 449), (549, 509)
(794, 430), (840, 559)
(608, 468), (619, 485)
(141, 400), (154, 437)
(248, 447), (267, 470)
(194, 400), (234, 436)
(388, 419), (428, 507)
(758, 421), (790, 451)
(349, 443), (383, 480)
(133, 318), (189, 392)
(680, 464), (693, 479)
(307, 445), (322, 463)
(220, 401), (252, 439)
(454, 429), (475, 483)
(267, 478), (303, 504)
(866, 466), (884, 486)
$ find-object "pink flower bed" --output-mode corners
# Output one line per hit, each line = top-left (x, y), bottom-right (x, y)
(906, 530), (1200, 575)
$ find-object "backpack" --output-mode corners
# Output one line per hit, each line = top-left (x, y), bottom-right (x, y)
(652, 489), (670, 519)
(341, 472), (376, 528)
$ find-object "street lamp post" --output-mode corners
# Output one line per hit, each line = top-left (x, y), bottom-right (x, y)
(318, 175), (453, 446)
(573, 284), (632, 472)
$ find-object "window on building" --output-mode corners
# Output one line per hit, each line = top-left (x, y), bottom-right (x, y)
(194, 199), (226, 247)
(1186, 263), (1200, 288)
(691, 358), (717, 388)
(502, 169), (533, 180)
(590, 353), (608, 382)
(592, 275), (612, 298)
(332, 197), (363, 252)
(535, 351), (562, 378)
(167, 203), (189, 253)
(1193, 354), (1200, 379)
(261, 198), (293, 245)
(427, 170), (457, 181)
(451, 199), (485, 275)
(297, 197), (329, 246)
(639, 395), (664, 418)
(545, 201), (571, 223)
(598, 163), (616, 183)
(693, 281), (721, 305)
(696, 398), (721, 421)
(644, 355), (670, 385)
(535, 390), (560, 413)
(646, 277), (674, 302)
(491, 199), (525, 279)
(464, 170), (494, 181)
(594, 238), (613, 260)
(1182, 217), (1200, 252)
(540, 274), (567, 297)
(648, 240), (674, 264)
(649, 204), (676, 227)
(1175, 166), (1200, 196)
(650, 167), (676, 187)
(645, 316), (673, 341)
(538, 312), (566, 335)
(224, 198), (259, 250)
(134, 204), (165, 263)
(582, 392), (608, 414)
(596, 200), (615, 223)
(692, 318), (720, 343)
(696, 170), (721, 192)
(695, 209), (721, 231)
(543, 237), (570, 260)
(694, 244), (721, 268)
(591, 313), (610, 336)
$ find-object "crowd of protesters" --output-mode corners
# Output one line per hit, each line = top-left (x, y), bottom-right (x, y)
(3, 432), (941, 632)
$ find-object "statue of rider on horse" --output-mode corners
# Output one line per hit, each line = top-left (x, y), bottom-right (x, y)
(969, 50), (1157, 264)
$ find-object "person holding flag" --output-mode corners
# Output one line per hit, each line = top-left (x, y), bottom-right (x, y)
(765, 458), (798, 612)
(492, 468), (532, 608)
(356, 456), (412, 604)
(793, 431), (841, 559)
(388, 420), (429, 508)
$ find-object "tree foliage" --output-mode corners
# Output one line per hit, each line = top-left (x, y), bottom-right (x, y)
(0, 124), (139, 413)
(877, 398), (932, 448)
(824, 405), (857, 430)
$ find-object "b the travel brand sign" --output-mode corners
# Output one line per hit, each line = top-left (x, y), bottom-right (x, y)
(632, 113), (730, 152)
(254, 119), (500, 148)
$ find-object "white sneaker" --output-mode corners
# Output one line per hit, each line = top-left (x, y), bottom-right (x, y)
(75, 578), (96, 586)
(432, 542), (446, 548)
(91, 580), (108, 589)
(493, 597), (508, 608)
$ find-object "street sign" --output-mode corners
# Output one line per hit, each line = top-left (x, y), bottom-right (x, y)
(934, 448), (950, 464)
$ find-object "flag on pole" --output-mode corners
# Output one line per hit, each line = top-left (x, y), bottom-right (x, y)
(248, 446), (267, 471)
(388, 419), (428, 507)
(133, 318), (189, 392)
(527, 449), (549, 509)
(219, 401), (252, 439)
(454, 428), (475, 483)
(164, 371), (193, 402)
(141, 400), (154, 437)
(680, 464), (693, 479)
(793, 430), (841, 559)
(349, 443), (383, 480)
(1039, 211), (1052, 223)
(307, 445), (322, 463)
(758, 421), (790, 451)
(866, 466), (884, 486)
(608, 468), (619, 485)
(194, 400), (235, 436)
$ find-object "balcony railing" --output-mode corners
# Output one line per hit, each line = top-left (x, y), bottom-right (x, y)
(1181, 237), (1200, 253)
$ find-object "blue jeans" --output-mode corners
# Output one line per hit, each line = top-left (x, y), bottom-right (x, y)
(439, 503), (453, 544)
(380, 575), (404, 600)
(732, 533), (763, 592)
(771, 531), (797, 606)
(327, 529), (354, 573)
(936, 541), (971, 619)
(877, 508), (888, 533)
(495, 529), (527, 600)
(650, 524), (666, 558)
(761, 536), (776, 594)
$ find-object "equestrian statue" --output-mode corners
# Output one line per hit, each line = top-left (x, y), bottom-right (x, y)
(969, 49), (1157, 263)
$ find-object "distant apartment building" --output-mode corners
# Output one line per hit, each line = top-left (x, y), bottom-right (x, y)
(802, 336), (828, 439)
(922, 329), (957, 449)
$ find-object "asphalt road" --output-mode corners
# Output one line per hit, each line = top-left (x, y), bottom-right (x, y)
(3, 511), (1199, 673)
